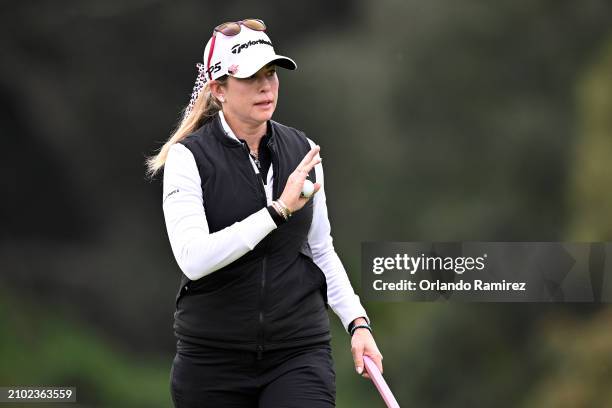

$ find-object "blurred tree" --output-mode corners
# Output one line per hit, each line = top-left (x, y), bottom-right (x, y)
(566, 37), (612, 240)
(521, 308), (612, 408)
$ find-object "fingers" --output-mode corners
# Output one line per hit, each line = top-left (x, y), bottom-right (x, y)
(297, 145), (320, 169)
(281, 148), (322, 212)
(297, 156), (321, 178)
(360, 354), (383, 380)
(371, 353), (384, 375)
(351, 343), (365, 375)
(295, 146), (321, 177)
(352, 333), (383, 380)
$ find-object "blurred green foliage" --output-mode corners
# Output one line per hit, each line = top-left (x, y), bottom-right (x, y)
(0, 287), (172, 408)
(523, 309), (612, 407)
(567, 37), (612, 240)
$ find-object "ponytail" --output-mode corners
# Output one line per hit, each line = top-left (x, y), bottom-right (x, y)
(145, 74), (228, 179)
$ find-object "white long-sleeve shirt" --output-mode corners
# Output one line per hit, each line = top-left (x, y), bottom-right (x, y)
(162, 112), (368, 331)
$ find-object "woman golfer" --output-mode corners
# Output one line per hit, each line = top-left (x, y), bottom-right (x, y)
(147, 18), (383, 407)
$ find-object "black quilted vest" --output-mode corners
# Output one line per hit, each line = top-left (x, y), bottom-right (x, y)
(172, 113), (330, 354)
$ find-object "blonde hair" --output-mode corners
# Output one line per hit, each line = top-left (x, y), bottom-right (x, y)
(145, 76), (228, 179)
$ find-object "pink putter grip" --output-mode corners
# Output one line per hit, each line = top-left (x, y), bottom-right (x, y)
(363, 355), (400, 408)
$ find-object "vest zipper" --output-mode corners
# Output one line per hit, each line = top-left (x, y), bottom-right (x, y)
(240, 140), (268, 360)
(257, 256), (267, 360)
(267, 139), (280, 199)
(240, 140), (267, 205)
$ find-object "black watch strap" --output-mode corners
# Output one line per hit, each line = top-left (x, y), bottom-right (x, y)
(350, 324), (372, 337)
(348, 318), (371, 336)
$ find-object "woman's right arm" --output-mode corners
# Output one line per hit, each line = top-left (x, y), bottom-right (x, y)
(162, 143), (277, 281)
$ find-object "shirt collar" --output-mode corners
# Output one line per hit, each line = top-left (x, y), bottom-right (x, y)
(218, 110), (240, 142)
(218, 110), (273, 145)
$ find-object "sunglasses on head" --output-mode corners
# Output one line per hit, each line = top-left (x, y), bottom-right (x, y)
(206, 19), (267, 80)
(214, 18), (266, 36)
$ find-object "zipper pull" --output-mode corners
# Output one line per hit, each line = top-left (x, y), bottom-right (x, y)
(256, 345), (264, 360)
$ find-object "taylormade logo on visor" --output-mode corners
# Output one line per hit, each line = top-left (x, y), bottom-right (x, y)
(231, 39), (273, 54)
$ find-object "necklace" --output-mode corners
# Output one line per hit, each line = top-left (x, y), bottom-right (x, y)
(249, 151), (261, 171)
(223, 127), (262, 170)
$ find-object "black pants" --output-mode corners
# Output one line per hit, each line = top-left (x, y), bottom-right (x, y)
(170, 339), (336, 407)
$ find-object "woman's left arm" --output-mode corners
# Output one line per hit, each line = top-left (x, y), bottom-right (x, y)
(305, 137), (384, 378)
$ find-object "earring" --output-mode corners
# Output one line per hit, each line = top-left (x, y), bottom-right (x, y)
(219, 95), (225, 103)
